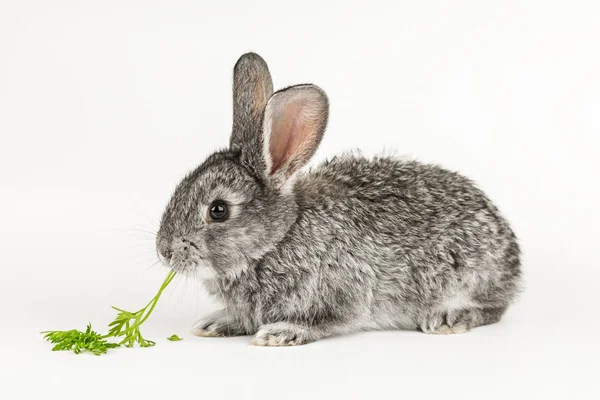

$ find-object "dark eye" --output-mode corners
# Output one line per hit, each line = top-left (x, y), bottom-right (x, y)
(208, 200), (228, 222)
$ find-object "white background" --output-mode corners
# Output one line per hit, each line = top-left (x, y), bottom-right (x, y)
(1, 1), (599, 399)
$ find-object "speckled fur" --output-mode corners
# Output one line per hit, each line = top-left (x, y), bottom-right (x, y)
(157, 53), (522, 346)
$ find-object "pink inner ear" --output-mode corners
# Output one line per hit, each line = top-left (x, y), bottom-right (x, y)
(269, 100), (310, 175)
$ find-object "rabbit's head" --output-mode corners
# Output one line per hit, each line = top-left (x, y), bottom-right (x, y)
(156, 53), (328, 278)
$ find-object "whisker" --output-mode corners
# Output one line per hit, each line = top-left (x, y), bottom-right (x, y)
(124, 231), (158, 240)
(137, 211), (160, 232)
(128, 226), (157, 232)
(127, 243), (159, 249)
(127, 249), (159, 258)
(145, 259), (162, 271)
(127, 237), (157, 242)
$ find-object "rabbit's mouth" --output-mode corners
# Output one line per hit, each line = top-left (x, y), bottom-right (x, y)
(161, 253), (214, 278)
(157, 250), (170, 266)
(156, 237), (214, 277)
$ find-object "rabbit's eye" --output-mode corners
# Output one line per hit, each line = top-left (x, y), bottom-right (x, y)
(208, 200), (229, 222)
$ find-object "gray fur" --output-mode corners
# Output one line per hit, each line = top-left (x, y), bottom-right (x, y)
(157, 53), (522, 346)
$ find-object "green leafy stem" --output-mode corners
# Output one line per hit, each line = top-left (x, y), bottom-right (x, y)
(42, 270), (177, 355)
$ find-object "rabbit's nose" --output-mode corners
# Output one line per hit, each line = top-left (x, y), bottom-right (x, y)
(156, 235), (171, 254)
(161, 249), (173, 260)
(156, 236), (173, 265)
(157, 248), (172, 266)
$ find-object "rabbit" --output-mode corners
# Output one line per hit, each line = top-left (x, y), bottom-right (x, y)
(156, 52), (522, 346)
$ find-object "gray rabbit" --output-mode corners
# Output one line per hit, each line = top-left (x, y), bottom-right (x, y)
(156, 53), (522, 346)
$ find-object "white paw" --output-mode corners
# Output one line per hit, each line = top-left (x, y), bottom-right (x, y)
(251, 322), (310, 347)
(420, 311), (471, 335)
(191, 320), (228, 337)
(420, 313), (446, 334)
(191, 310), (239, 337)
(428, 323), (469, 335)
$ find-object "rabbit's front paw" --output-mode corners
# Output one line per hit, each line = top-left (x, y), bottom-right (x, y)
(428, 323), (469, 335)
(420, 312), (470, 335)
(251, 322), (311, 347)
(191, 310), (244, 337)
(192, 320), (232, 337)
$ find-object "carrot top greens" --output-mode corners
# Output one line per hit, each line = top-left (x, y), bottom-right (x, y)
(42, 324), (119, 355)
(42, 270), (177, 355)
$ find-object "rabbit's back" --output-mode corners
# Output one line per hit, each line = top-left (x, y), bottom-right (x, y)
(296, 154), (509, 244)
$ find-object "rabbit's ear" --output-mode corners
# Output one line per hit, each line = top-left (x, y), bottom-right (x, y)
(229, 53), (273, 163)
(262, 84), (329, 186)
